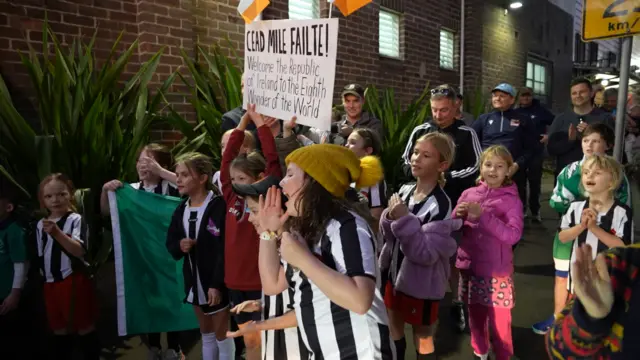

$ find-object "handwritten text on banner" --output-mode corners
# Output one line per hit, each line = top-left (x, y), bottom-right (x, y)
(243, 18), (339, 131)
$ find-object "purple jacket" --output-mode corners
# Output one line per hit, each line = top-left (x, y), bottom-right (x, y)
(453, 182), (523, 278)
(379, 212), (461, 300)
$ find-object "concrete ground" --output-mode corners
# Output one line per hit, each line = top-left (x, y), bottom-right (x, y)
(12, 174), (613, 359)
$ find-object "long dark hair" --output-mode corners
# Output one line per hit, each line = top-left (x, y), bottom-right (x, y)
(285, 176), (375, 249)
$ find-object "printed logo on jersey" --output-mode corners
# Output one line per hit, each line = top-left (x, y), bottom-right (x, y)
(489, 120), (494, 125)
(207, 219), (221, 236)
(510, 119), (520, 127)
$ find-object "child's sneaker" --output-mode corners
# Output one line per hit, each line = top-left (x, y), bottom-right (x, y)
(163, 349), (185, 360)
(532, 315), (555, 335)
(148, 347), (162, 360)
(532, 213), (542, 223)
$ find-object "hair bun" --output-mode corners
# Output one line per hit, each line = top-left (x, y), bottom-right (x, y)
(355, 156), (383, 189)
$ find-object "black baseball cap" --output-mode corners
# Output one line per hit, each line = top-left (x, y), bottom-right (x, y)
(341, 84), (365, 99)
(232, 175), (282, 198)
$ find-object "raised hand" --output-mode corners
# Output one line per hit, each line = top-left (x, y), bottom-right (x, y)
(42, 219), (62, 237)
(572, 244), (614, 319)
(103, 180), (124, 192)
(258, 186), (289, 233)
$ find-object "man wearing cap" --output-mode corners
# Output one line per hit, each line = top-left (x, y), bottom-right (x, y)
(329, 84), (384, 146)
(515, 87), (555, 222)
(472, 83), (536, 205)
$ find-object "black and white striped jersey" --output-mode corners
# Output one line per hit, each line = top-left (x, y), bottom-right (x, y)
(562, 199), (634, 292)
(36, 212), (87, 283)
(131, 180), (179, 197)
(354, 180), (388, 209)
(284, 210), (395, 360)
(388, 183), (452, 284)
(262, 290), (310, 360)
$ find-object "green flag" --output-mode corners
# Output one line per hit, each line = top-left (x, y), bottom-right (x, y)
(109, 184), (197, 336)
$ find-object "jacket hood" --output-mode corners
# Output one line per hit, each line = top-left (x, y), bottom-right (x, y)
(476, 181), (519, 197)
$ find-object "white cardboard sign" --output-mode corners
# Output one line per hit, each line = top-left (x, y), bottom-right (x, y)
(243, 18), (339, 131)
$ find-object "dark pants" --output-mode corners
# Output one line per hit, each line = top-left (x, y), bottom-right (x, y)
(524, 153), (544, 215)
(148, 331), (181, 351)
(512, 169), (527, 211)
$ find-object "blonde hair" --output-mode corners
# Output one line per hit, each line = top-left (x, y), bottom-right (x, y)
(223, 129), (256, 151)
(477, 145), (514, 186)
(415, 132), (456, 187)
(581, 154), (623, 195)
(175, 152), (218, 194)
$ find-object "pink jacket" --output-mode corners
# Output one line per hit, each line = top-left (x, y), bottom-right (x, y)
(453, 182), (523, 278)
(379, 212), (461, 300)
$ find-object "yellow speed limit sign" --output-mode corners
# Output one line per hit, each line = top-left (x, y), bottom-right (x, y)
(582, 0), (640, 41)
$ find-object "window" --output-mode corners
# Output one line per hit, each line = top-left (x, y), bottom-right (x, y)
(439, 29), (455, 70)
(288, 0), (319, 19)
(526, 60), (549, 103)
(379, 9), (400, 58)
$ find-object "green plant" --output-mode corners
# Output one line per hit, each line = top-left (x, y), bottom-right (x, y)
(0, 22), (172, 274)
(365, 85), (432, 192)
(164, 43), (243, 169)
(462, 85), (489, 119)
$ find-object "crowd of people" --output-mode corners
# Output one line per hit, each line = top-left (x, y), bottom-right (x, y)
(0, 76), (638, 360)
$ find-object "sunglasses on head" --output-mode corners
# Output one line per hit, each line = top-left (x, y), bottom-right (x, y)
(430, 88), (455, 97)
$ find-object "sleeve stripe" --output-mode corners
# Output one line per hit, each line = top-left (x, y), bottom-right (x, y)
(402, 123), (432, 165)
(449, 126), (482, 179)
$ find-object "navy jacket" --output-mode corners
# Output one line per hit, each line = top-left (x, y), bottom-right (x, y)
(472, 108), (536, 167)
(515, 99), (555, 143)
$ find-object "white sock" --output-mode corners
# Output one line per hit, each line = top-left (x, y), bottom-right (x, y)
(202, 332), (219, 360)
(216, 337), (236, 360)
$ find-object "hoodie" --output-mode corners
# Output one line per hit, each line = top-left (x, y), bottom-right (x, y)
(472, 108), (536, 168)
(515, 99), (555, 150)
(379, 216), (461, 300)
(330, 111), (384, 145)
(220, 126), (282, 290)
(453, 182), (524, 277)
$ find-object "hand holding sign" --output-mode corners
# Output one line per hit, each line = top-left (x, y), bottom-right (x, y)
(244, 19), (339, 131)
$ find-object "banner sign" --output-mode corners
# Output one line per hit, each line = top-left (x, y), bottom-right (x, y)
(243, 18), (339, 131)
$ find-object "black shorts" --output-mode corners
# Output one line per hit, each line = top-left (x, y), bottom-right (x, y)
(185, 288), (230, 315)
(228, 289), (262, 324)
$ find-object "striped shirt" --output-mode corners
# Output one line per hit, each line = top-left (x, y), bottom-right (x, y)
(36, 212), (87, 283)
(183, 191), (215, 306)
(354, 180), (388, 209)
(562, 199), (634, 292)
(131, 180), (179, 197)
(284, 210), (395, 360)
(262, 290), (310, 360)
(389, 184), (452, 284)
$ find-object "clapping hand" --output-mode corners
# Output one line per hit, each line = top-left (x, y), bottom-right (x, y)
(466, 202), (483, 220)
(572, 244), (614, 319)
(387, 193), (409, 220)
(581, 208), (598, 230)
(456, 202), (469, 219)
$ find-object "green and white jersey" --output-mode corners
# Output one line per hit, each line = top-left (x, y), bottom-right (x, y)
(0, 219), (27, 299)
(551, 157), (632, 261)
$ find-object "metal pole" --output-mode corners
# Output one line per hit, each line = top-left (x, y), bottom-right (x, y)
(459, 0), (465, 96)
(613, 36), (633, 162)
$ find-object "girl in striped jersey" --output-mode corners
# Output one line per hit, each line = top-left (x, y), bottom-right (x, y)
(37, 174), (99, 359)
(100, 143), (185, 360)
(226, 176), (310, 360)
(380, 132), (457, 360)
(166, 153), (234, 360)
(345, 128), (388, 226)
(558, 154), (634, 295)
(258, 144), (395, 360)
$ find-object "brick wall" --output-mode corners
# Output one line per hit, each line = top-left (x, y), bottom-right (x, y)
(0, 0), (573, 136)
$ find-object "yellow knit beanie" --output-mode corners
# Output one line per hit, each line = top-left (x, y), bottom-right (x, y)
(285, 144), (384, 198)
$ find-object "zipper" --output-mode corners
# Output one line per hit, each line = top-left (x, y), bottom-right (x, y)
(500, 111), (504, 132)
